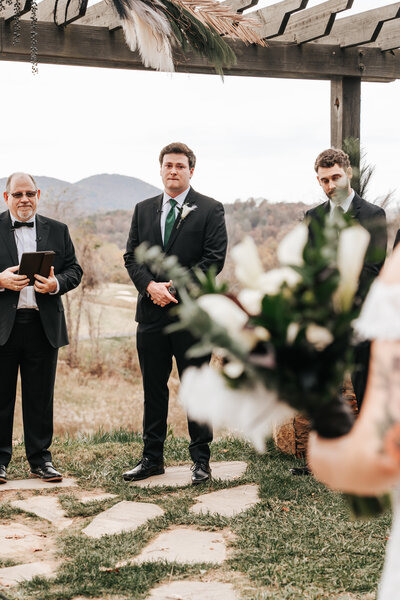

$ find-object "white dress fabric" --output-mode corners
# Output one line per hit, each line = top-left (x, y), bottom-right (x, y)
(354, 280), (400, 599)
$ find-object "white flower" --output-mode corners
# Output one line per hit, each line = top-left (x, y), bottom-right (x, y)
(238, 289), (263, 315)
(305, 324), (334, 350)
(287, 322), (300, 344)
(258, 267), (301, 295)
(277, 223), (308, 267)
(178, 204), (197, 226)
(231, 236), (264, 289)
(197, 294), (256, 350)
(333, 225), (370, 312)
(179, 365), (295, 452)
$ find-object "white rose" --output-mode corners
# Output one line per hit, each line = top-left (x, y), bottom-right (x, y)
(231, 236), (264, 289)
(180, 365), (295, 452)
(334, 225), (370, 312)
(259, 267), (301, 295)
(305, 324), (334, 350)
(277, 223), (308, 267)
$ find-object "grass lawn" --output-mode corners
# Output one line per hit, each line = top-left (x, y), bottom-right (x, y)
(2, 433), (389, 600)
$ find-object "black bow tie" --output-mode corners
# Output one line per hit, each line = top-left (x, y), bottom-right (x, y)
(14, 221), (34, 229)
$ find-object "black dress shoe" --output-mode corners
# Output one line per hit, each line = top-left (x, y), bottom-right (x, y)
(290, 466), (311, 476)
(30, 462), (63, 482)
(191, 462), (211, 485)
(122, 458), (164, 482)
(0, 465), (7, 484)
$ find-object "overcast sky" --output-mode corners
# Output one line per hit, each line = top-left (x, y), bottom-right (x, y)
(0, 0), (399, 210)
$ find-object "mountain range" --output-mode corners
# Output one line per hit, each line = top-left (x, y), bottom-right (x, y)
(0, 174), (162, 214)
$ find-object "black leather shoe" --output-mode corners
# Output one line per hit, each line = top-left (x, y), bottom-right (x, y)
(122, 458), (164, 482)
(30, 462), (62, 482)
(290, 466), (311, 476)
(191, 462), (211, 485)
(0, 464), (7, 484)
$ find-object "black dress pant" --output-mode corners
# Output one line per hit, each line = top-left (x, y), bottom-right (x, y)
(136, 326), (212, 463)
(351, 340), (371, 411)
(0, 310), (58, 467)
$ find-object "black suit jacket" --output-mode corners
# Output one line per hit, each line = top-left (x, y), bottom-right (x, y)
(305, 192), (387, 301)
(0, 211), (83, 348)
(124, 187), (228, 327)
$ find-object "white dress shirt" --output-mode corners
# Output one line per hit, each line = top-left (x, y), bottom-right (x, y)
(160, 187), (190, 243)
(11, 214), (39, 309)
(329, 189), (355, 219)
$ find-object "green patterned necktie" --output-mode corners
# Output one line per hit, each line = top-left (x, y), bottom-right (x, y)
(164, 198), (177, 246)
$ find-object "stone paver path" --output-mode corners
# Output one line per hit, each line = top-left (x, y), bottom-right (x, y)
(132, 461), (247, 488)
(128, 526), (228, 565)
(82, 500), (164, 538)
(0, 522), (54, 561)
(0, 477), (77, 491)
(146, 581), (239, 599)
(0, 561), (58, 587)
(11, 496), (73, 530)
(190, 484), (260, 517)
(79, 492), (117, 503)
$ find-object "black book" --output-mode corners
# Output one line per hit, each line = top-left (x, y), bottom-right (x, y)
(18, 251), (56, 286)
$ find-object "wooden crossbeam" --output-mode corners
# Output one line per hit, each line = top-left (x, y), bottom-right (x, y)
(315, 3), (400, 47)
(369, 18), (400, 51)
(221, 0), (259, 14)
(0, 20), (399, 81)
(0, 0), (31, 21)
(21, 0), (88, 25)
(276, 0), (354, 44)
(250, 0), (309, 39)
(76, 0), (120, 29)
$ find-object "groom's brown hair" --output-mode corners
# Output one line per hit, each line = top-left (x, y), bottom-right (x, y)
(159, 142), (196, 170)
(314, 148), (351, 172)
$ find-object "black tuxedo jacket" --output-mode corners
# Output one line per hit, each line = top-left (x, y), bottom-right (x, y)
(124, 187), (227, 327)
(305, 192), (387, 301)
(0, 211), (83, 348)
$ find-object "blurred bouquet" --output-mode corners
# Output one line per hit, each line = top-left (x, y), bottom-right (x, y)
(136, 212), (389, 517)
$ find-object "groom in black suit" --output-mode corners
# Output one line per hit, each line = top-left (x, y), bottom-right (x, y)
(306, 148), (387, 409)
(123, 142), (227, 484)
(0, 173), (82, 484)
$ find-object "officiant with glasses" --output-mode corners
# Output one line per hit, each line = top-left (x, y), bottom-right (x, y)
(0, 173), (82, 485)
(123, 142), (227, 485)
(305, 148), (387, 409)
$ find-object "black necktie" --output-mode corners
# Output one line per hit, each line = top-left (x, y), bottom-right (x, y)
(14, 221), (34, 229)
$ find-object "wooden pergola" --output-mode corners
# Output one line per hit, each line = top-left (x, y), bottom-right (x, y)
(1, 0), (400, 153)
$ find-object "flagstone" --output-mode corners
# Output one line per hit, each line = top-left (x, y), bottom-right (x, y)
(0, 477), (77, 491)
(0, 561), (57, 586)
(79, 492), (117, 504)
(82, 500), (164, 538)
(131, 526), (228, 565)
(190, 484), (260, 517)
(146, 581), (239, 599)
(0, 523), (54, 561)
(11, 496), (73, 530)
(131, 461), (247, 488)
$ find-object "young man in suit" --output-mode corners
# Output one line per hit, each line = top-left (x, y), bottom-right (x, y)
(123, 142), (227, 484)
(0, 173), (82, 484)
(305, 148), (387, 409)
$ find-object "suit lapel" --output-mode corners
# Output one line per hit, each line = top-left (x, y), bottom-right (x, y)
(348, 192), (362, 223)
(36, 214), (50, 250)
(0, 211), (19, 265)
(152, 195), (164, 249)
(164, 188), (196, 253)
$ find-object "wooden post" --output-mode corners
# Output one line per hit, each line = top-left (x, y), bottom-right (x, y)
(331, 76), (361, 168)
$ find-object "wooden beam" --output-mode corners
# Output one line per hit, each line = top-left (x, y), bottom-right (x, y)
(0, 0), (31, 21)
(315, 3), (400, 48)
(1, 20), (400, 81)
(369, 18), (400, 51)
(221, 0), (259, 13)
(331, 77), (361, 154)
(21, 0), (88, 25)
(250, 0), (309, 39)
(75, 0), (120, 29)
(276, 0), (354, 44)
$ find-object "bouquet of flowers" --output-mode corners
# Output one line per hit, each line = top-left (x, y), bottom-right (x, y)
(135, 212), (390, 518)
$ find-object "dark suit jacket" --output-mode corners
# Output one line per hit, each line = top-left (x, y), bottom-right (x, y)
(0, 211), (83, 348)
(305, 192), (387, 302)
(124, 187), (227, 327)
(393, 229), (400, 250)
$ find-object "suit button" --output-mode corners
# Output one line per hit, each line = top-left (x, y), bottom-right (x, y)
(13, 305), (17, 309)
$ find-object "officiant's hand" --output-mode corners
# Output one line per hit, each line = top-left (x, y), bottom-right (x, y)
(0, 265), (29, 291)
(34, 266), (58, 294)
(147, 280), (178, 307)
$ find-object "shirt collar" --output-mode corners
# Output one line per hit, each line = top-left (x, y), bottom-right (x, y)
(329, 189), (355, 214)
(162, 187), (191, 208)
(9, 211), (36, 226)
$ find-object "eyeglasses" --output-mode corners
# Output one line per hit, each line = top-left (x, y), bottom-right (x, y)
(9, 191), (37, 199)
